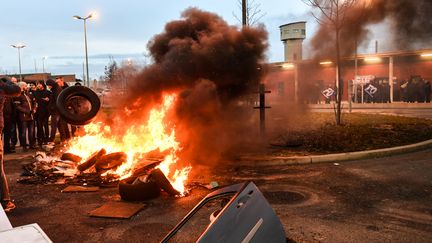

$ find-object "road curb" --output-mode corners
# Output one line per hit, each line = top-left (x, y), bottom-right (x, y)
(239, 139), (432, 166)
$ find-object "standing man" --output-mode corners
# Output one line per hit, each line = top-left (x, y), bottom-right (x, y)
(3, 96), (16, 153)
(424, 79), (431, 103)
(0, 77), (21, 212)
(47, 77), (70, 143)
(15, 82), (37, 150)
(33, 81), (51, 146)
(9, 77), (19, 151)
(56, 77), (70, 141)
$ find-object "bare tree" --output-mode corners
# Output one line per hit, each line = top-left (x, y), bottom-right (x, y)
(302, 0), (357, 125)
(233, 0), (266, 26)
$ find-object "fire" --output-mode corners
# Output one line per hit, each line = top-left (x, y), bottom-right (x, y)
(66, 94), (191, 195)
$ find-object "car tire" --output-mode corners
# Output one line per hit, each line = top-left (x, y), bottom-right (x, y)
(119, 177), (161, 201)
(56, 86), (101, 125)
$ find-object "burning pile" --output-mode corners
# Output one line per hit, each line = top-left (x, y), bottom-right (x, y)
(20, 94), (190, 198)
(65, 94), (191, 195)
(20, 8), (268, 200)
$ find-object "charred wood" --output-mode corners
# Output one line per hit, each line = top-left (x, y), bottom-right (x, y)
(60, 153), (83, 163)
(95, 152), (127, 171)
(77, 149), (106, 171)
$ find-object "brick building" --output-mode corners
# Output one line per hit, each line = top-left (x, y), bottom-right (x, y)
(265, 49), (432, 103)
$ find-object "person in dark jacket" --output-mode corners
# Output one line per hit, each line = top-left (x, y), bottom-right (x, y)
(9, 77), (19, 151)
(0, 77), (21, 212)
(28, 81), (38, 145)
(3, 96), (16, 153)
(33, 81), (51, 146)
(15, 82), (37, 150)
(424, 79), (431, 103)
(47, 77), (70, 143)
(56, 77), (70, 141)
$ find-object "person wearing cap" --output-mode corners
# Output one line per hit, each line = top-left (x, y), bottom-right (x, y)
(0, 77), (21, 212)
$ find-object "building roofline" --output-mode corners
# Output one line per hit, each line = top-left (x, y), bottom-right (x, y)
(268, 48), (432, 67)
(279, 21), (307, 28)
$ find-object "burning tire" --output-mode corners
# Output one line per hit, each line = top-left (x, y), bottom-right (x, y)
(119, 176), (160, 201)
(56, 86), (101, 125)
(150, 169), (180, 196)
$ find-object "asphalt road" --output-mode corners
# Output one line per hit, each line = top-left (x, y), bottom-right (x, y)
(4, 147), (432, 242)
(226, 148), (432, 242)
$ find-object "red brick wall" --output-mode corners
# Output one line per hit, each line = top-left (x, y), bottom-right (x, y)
(265, 56), (432, 102)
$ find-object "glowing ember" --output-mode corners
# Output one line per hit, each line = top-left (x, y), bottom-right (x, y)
(66, 94), (191, 195)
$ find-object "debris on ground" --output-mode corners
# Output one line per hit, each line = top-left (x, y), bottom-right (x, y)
(89, 201), (146, 219)
(61, 186), (100, 193)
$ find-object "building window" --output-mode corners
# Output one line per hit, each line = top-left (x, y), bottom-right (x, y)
(301, 29), (306, 35)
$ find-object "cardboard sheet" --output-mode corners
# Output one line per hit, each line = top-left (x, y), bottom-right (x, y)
(61, 185), (100, 193)
(89, 201), (145, 219)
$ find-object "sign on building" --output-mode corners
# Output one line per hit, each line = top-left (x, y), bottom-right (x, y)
(354, 75), (375, 85)
(321, 87), (335, 99)
(365, 84), (378, 97)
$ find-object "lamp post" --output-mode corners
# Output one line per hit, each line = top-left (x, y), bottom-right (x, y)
(73, 13), (93, 87)
(11, 43), (26, 81)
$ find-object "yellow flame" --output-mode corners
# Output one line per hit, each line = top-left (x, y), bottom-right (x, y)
(66, 94), (191, 195)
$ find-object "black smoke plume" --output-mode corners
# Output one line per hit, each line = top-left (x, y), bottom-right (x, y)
(309, 0), (432, 59)
(123, 8), (267, 108)
(113, 8), (268, 164)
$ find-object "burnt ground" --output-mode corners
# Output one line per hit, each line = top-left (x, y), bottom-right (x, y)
(4, 147), (432, 242)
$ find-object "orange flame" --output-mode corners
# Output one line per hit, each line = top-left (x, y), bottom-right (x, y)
(66, 94), (191, 195)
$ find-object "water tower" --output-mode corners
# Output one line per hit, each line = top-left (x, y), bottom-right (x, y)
(280, 21), (306, 62)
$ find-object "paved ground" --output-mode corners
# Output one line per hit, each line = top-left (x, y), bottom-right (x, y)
(3, 146), (432, 242)
(229, 149), (432, 242)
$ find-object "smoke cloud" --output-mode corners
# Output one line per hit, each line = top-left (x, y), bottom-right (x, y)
(110, 8), (268, 164)
(309, 0), (432, 59)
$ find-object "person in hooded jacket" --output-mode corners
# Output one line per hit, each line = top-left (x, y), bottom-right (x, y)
(0, 77), (21, 212)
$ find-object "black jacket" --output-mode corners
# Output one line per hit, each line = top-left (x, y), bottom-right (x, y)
(48, 84), (62, 114)
(34, 89), (52, 117)
(0, 80), (21, 128)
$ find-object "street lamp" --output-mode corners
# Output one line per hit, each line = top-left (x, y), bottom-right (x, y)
(11, 43), (26, 81)
(73, 13), (93, 87)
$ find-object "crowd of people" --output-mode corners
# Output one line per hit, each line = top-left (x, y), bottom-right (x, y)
(2, 76), (78, 154)
(301, 77), (431, 104)
(0, 76), (83, 212)
(399, 78), (431, 103)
